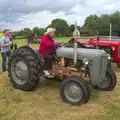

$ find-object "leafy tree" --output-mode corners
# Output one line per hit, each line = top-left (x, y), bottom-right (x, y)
(39, 28), (45, 36)
(14, 29), (24, 36)
(33, 27), (40, 37)
(68, 24), (80, 36)
(83, 11), (120, 36)
(23, 28), (31, 37)
(84, 15), (101, 35)
(99, 14), (111, 35)
(110, 11), (120, 36)
(51, 18), (69, 36)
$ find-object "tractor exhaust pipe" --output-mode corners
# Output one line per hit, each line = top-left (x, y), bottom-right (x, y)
(73, 21), (78, 65)
(74, 42), (77, 65)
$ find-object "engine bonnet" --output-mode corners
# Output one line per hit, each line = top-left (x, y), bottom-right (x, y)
(56, 47), (107, 60)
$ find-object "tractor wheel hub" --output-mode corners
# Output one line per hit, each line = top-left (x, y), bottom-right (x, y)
(15, 61), (28, 80)
(64, 82), (83, 103)
(11, 60), (28, 85)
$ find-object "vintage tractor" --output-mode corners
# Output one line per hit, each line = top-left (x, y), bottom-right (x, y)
(87, 37), (120, 68)
(7, 40), (117, 105)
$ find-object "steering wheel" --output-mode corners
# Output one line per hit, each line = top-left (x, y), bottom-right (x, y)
(58, 43), (67, 48)
(56, 38), (76, 49)
(68, 38), (74, 43)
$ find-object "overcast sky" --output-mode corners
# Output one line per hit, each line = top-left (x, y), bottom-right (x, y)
(0, 0), (119, 31)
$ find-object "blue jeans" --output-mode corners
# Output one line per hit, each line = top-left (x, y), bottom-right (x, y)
(1, 51), (11, 72)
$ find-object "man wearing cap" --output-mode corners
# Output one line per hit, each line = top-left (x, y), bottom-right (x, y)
(0, 29), (12, 72)
(38, 28), (61, 78)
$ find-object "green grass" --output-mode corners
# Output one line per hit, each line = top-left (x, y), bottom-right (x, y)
(0, 37), (120, 120)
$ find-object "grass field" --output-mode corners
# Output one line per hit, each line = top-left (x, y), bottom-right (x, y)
(0, 37), (120, 120)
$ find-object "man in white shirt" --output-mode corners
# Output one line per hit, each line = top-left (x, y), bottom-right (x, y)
(0, 29), (12, 72)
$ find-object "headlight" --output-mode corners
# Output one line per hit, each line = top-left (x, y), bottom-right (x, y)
(107, 54), (111, 60)
(112, 47), (115, 51)
(83, 58), (89, 65)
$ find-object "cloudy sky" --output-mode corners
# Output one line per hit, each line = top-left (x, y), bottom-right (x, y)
(0, 0), (119, 31)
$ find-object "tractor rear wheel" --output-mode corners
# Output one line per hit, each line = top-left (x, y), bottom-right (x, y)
(60, 76), (90, 105)
(94, 69), (117, 91)
(8, 46), (41, 91)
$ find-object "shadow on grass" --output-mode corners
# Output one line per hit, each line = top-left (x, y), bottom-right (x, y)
(38, 77), (61, 89)
(90, 88), (101, 102)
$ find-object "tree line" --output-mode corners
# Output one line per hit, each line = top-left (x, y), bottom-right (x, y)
(14, 11), (120, 38)
(14, 18), (81, 38)
(84, 11), (120, 36)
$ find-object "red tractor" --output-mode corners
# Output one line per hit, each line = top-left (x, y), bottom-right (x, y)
(86, 36), (120, 67)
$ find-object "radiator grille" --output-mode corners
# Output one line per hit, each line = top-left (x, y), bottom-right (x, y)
(100, 56), (107, 78)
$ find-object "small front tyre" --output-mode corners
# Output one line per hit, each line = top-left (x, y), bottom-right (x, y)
(60, 76), (90, 105)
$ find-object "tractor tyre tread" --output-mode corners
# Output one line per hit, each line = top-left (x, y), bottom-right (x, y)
(8, 48), (41, 91)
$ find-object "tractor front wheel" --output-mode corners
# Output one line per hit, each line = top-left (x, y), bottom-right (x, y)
(94, 70), (117, 91)
(60, 76), (90, 105)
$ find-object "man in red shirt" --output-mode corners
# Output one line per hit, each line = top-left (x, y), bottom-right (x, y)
(38, 28), (60, 78)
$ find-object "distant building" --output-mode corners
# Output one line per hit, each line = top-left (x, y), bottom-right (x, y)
(72, 28), (89, 36)
(79, 28), (89, 35)
(72, 27), (89, 37)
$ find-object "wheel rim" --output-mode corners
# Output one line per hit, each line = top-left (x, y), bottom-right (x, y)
(98, 74), (111, 89)
(11, 59), (28, 85)
(64, 82), (83, 103)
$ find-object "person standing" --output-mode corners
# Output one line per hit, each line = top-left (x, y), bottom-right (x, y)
(0, 32), (4, 52)
(0, 29), (12, 72)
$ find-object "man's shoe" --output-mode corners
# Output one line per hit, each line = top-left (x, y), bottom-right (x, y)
(43, 71), (54, 78)
(49, 71), (55, 76)
(2, 71), (7, 73)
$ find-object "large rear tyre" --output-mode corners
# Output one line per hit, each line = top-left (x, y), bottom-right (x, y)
(60, 76), (90, 105)
(8, 46), (41, 91)
(93, 70), (117, 91)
